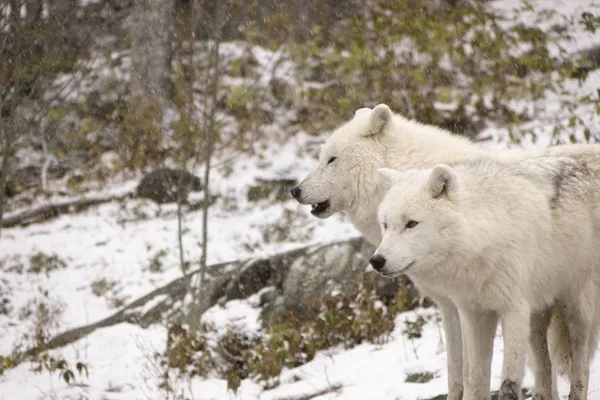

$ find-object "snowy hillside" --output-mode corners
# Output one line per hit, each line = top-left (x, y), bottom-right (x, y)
(3, 0), (600, 399)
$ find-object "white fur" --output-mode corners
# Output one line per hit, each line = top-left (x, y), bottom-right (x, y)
(293, 104), (600, 400)
(294, 104), (488, 244)
(374, 159), (600, 400)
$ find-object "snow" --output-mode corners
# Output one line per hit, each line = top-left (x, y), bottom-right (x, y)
(2, 307), (597, 400)
(490, 0), (600, 55)
(202, 291), (265, 337)
(0, 323), (168, 400)
(3, 0), (600, 399)
(0, 129), (357, 357)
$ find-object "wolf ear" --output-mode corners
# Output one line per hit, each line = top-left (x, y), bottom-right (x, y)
(377, 168), (403, 186)
(427, 164), (459, 200)
(361, 104), (392, 137)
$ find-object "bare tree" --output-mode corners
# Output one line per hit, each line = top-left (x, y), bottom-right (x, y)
(24, 0), (43, 21)
(175, 0), (199, 278)
(186, 1), (229, 331)
(0, 0), (24, 239)
(0, 0), (98, 233)
(171, 1), (291, 325)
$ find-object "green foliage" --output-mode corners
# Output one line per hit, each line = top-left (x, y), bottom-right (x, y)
(0, 348), (88, 385)
(28, 252), (67, 275)
(0, 286), (86, 384)
(46, 108), (67, 121)
(117, 96), (168, 171)
(246, 279), (411, 384)
(0, 354), (18, 377)
(405, 371), (435, 383)
(403, 314), (427, 339)
(147, 249), (168, 273)
(160, 323), (216, 380)
(31, 354), (88, 385)
(90, 278), (116, 297)
(18, 296), (65, 349)
(4, 1), (600, 198)
(286, 0), (595, 141)
(580, 12), (600, 34)
(226, 86), (254, 119)
(159, 280), (412, 392)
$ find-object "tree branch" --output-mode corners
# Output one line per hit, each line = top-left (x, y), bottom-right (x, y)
(1, 193), (130, 228)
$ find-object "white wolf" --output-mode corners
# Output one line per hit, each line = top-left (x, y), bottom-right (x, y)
(371, 158), (600, 400)
(290, 104), (600, 400)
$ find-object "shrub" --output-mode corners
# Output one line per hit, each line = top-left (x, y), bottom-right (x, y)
(287, 0), (599, 144)
(28, 252), (67, 275)
(117, 96), (168, 171)
(159, 279), (412, 392)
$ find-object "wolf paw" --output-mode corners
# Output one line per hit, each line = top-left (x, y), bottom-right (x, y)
(499, 380), (520, 400)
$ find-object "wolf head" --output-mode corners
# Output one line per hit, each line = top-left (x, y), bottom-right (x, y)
(290, 104), (393, 218)
(369, 165), (464, 278)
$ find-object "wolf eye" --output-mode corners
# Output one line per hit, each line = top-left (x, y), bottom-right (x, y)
(327, 157), (337, 165)
(405, 220), (419, 229)
(383, 222), (388, 230)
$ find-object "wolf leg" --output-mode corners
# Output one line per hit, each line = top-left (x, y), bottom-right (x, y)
(459, 306), (498, 400)
(498, 305), (530, 400)
(529, 308), (555, 400)
(435, 296), (466, 400)
(562, 290), (593, 400)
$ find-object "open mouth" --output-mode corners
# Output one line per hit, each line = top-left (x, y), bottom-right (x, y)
(310, 199), (330, 215)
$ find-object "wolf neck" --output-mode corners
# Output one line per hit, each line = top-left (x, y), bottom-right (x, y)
(348, 116), (488, 247)
(347, 181), (387, 246)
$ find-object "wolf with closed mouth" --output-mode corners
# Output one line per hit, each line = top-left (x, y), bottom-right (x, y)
(291, 104), (600, 400)
(372, 158), (600, 400)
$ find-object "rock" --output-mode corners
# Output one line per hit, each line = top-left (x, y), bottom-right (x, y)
(262, 237), (417, 324)
(278, 238), (372, 321)
(223, 259), (273, 300)
(247, 178), (297, 203)
(135, 168), (202, 204)
(261, 237), (424, 325)
(31, 238), (420, 357)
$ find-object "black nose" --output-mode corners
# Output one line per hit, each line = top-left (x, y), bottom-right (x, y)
(290, 186), (301, 199)
(369, 254), (386, 271)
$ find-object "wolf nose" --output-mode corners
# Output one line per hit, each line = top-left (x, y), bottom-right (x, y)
(369, 255), (386, 271)
(290, 186), (301, 199)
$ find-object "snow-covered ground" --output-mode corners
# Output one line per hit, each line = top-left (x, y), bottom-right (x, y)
(1, 303), (599, 400)
(0, 130), (358, 353)
(3, 0), (600, 399)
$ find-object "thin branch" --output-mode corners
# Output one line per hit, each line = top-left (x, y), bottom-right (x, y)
(30, 66), (90, 125)
(188, 1), (227, 332)
(40, 132), (56, 192)
(176, 0), (197, 280)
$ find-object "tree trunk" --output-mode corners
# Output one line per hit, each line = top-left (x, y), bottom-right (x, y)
(0, 0), (22, 239)
(25, 0), (43, 21)
(130, 0), (175, 101)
